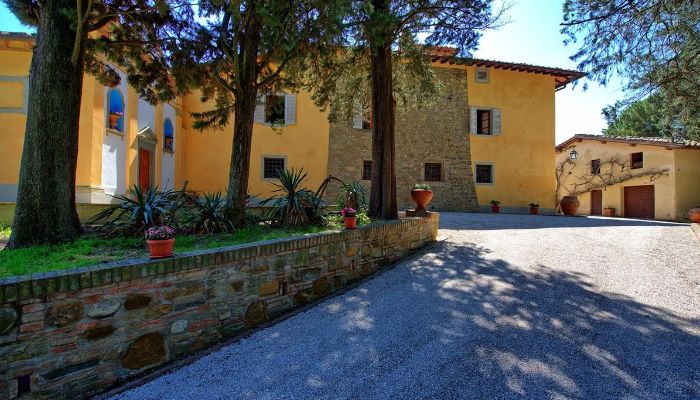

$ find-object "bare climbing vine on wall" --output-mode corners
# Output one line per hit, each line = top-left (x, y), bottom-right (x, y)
(554, 157), (668, 211)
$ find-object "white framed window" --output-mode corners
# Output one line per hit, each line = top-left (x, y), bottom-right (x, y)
(474, 163), (494, 185)
(254, 93), (296, 125)
(470, 107), (501, 136)
(475, 68), (489, 83)
(352, 104), (372, 130)
(261, 155), (287, 180)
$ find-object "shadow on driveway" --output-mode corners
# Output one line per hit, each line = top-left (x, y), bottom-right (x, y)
(438, 212), (688, 230)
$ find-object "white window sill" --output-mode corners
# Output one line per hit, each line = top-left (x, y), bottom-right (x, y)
(105, 128), (126, 138)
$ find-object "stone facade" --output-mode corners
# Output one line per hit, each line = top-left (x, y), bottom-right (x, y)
(327, 67), (479, 211)
(0, 215), (438, 399)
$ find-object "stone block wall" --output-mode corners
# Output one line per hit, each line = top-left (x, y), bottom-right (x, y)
(327, 67), (479, 211)
(0, 214), (438, 399)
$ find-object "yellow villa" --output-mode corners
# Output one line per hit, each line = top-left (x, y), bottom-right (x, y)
(0, 33), (585, 224)
(555, 134), (700, 220)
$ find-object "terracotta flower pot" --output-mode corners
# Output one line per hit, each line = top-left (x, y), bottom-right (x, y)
(491, 205), (500, 213)
(529, 207), (539, 215)
(108, 114), (119, 130)
(560, 196), (580, 216)
(689, 207), (700, 223)
(147, 238), (174, 259)
(410, 189), (433, 212)
(344, 216), (357, 230)
(603, 207), (616, 217)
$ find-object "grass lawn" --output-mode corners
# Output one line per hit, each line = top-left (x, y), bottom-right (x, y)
(0, 224), (332, 279)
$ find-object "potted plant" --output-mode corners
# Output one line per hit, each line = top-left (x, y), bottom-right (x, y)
(108, 111), (123, 130)
(145, 225), (175, 258)
(529, 203), (540, 215)
(689, 206), (700, 223)
(490, 200), (501, 213)
(410, 184), (433, 211)
(341, 207), (357, 229)
(603, 206), (616, 217)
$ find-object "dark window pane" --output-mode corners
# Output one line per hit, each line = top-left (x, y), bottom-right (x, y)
(477, 109), (491, 135)
(263, 157), (285, 179)
(591, 159), (601, 174)
(631, 152), (643, 169)
(265, 95), (285, 124)
(475, 164), (493, 184)
(362, 160), (372, 180)
(424, 163), (442, 181)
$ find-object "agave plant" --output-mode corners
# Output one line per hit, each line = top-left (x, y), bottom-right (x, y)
(261, 168), (324, 226)
(187, 191), (235, 234)
(335, 180), (368, 211)
(88, 184), (185, 237)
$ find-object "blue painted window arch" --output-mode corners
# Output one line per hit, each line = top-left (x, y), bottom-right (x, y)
(164, 118), (174, 151)
(107, 89), (125, 132)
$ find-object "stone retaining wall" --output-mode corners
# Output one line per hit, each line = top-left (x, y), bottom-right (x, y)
(0, 214), (438, 399)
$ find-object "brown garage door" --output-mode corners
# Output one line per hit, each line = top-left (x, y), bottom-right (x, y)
(624, 185), (654, 219)
(590, 190), (602, 216)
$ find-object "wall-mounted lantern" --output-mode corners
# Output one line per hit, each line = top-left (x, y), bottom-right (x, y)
(569, 148), (578, 160)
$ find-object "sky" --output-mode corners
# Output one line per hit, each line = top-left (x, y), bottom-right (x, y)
(0, 1), (624, 145)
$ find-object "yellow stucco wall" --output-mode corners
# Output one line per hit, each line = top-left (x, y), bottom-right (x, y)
(0, 48), (31, 186)
(466, 66), (557, 210)
(673, 149), (700, 220)
(182, 91), (330, 199)
(555, 140), (679, 220)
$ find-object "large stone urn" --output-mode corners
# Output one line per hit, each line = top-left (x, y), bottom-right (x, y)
(689, 207), (700, 223)
(560, 196), (580, 216)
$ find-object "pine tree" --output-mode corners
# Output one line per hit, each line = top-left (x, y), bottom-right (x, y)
(4, 0), (194, 248)
(178, 0), (346, 227)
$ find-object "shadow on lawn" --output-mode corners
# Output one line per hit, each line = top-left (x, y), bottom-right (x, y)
(114, 239), (700, 400)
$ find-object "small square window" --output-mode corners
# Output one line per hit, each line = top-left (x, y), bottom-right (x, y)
(475, 164), (493, 184)
(362, 160), (372, 180)
(477, 109), (492, 135)
(591, 159), (601, 174)
(631, 152), (643, 169)
(424, 163), (442, 182)
(263, 157), (285, 179)
(265, 95), (285, 124)
(475, 68), (489, 83)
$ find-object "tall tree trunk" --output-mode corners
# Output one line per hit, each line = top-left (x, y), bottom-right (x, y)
(227, 87), (258, 227)
(368, 0), (398, 220)
(8, 2), (84, 248)
(225, 14), (263, 228)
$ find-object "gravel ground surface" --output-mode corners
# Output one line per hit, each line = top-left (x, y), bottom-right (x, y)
(114, 213), (700, 400)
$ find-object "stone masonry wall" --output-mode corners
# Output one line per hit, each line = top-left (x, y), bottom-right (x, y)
(0, 214), (438, 399)
(327, 67), (479, 211)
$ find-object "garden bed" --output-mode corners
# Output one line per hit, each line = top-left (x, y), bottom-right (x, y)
(0, 225), (333, 279)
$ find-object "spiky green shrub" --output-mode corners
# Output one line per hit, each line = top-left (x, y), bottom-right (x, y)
(88, 185), (187, 237)
(186, 192), (235, 234)
(261, 168), (324, 226)
(335, 180), (368, 211)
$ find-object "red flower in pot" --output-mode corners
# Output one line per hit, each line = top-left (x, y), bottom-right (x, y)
(145, 225), (175, 258)
(490, 200), (501, 213)
(341, 207), (357, 230)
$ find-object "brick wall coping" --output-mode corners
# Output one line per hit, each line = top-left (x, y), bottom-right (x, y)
(0, 216), (433, 303)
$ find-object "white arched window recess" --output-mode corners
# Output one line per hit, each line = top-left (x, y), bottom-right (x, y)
(163, 118), (174, 152)
(107, 88), (125, 132)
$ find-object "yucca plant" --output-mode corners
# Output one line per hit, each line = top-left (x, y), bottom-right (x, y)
(88, 185), (185, 237)
(261, 168), (324, 226)
(335, 180), (368, 211)
(187, 191), (235, 234)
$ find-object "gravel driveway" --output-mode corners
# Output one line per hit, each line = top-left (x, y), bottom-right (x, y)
(114, 213), (700, 400)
